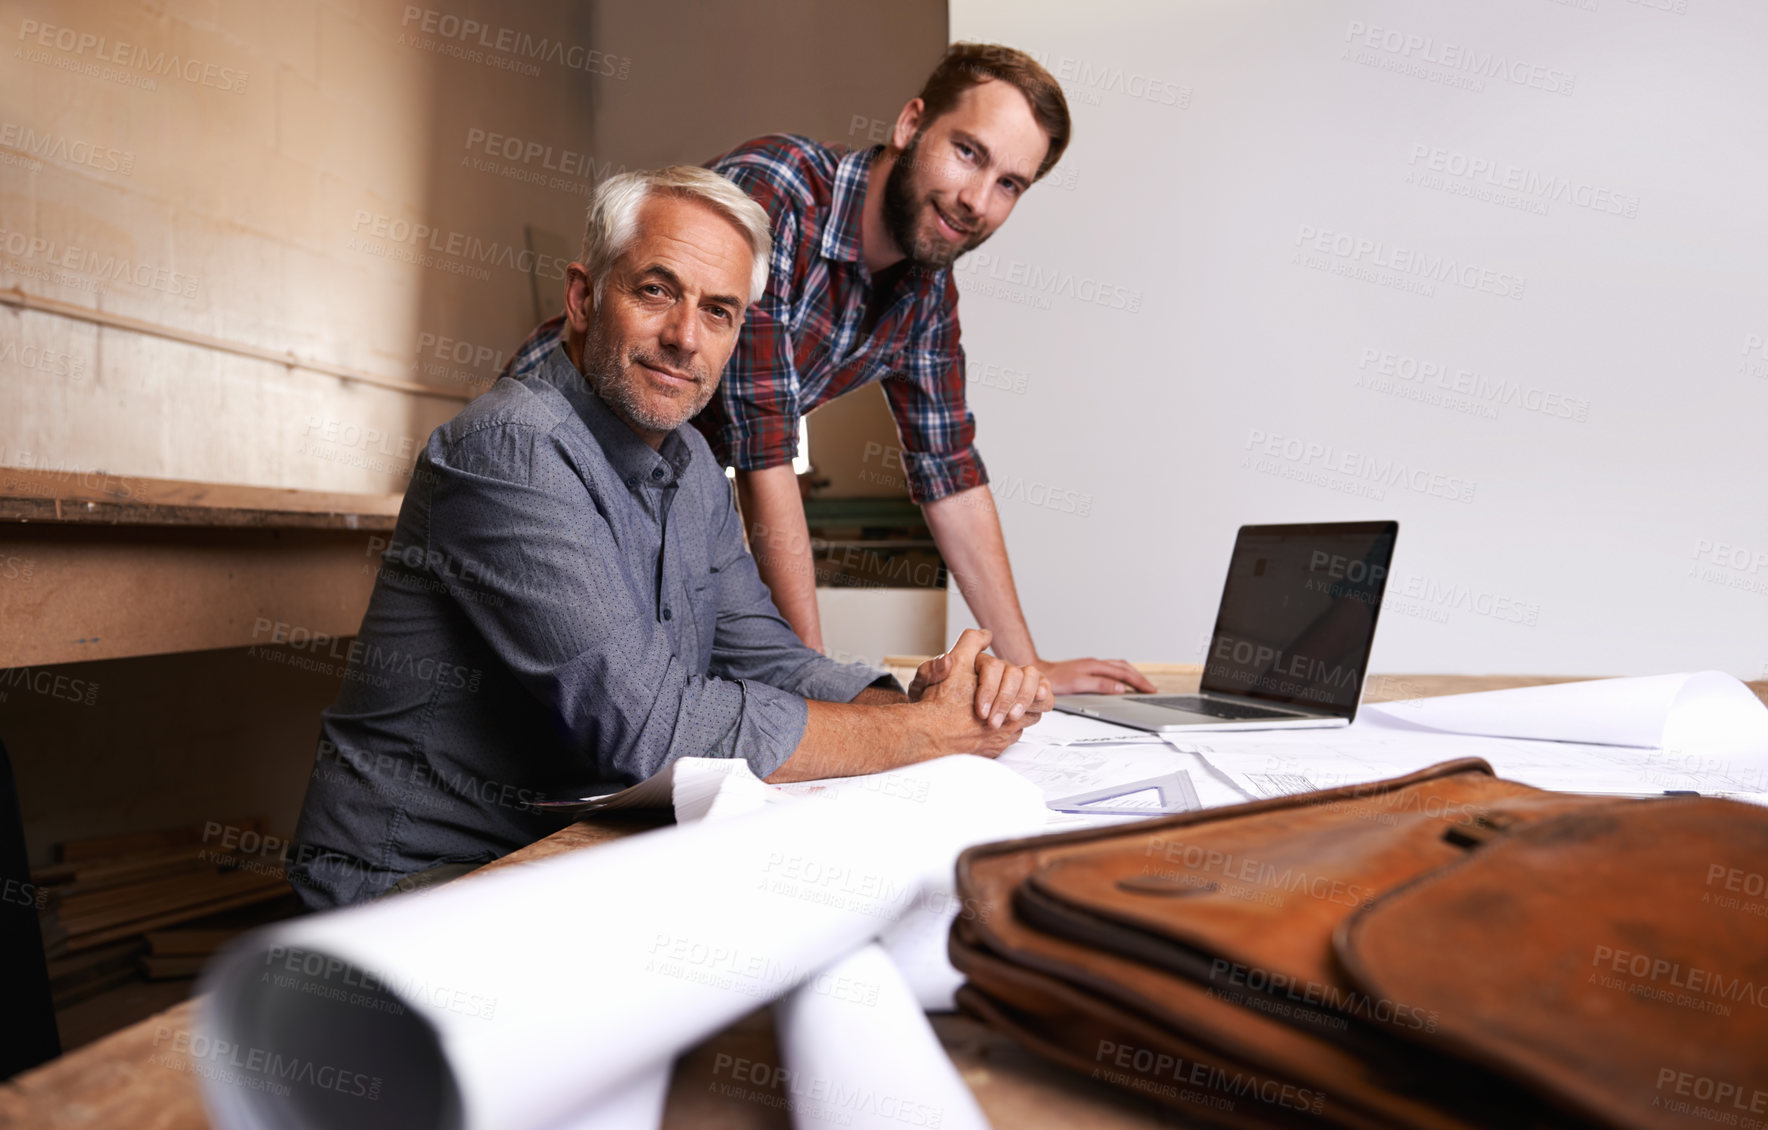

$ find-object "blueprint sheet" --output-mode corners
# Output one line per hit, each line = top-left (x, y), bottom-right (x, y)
(1000, 672), (1768, 813)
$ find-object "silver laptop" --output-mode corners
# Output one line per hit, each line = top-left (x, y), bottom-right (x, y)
(1055, 521), (1399, 732)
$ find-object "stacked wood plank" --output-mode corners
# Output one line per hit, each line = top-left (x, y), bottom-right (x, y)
(141, 928), (250, 980)
(45, 940), (143, 1007)
(33, 819), (298, 1003)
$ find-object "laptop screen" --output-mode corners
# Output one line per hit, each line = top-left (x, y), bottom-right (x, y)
(1199, 522), (1399, 718)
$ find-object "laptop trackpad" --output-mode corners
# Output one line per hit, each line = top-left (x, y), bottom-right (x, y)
(1054, 696), (1216, 729)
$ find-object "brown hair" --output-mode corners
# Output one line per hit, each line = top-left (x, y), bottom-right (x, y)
(914, 43), (1071, 181)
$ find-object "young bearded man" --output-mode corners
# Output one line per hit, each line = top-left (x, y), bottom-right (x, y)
(288, 168), (1051, 909)
(501, 43), (1156, 698)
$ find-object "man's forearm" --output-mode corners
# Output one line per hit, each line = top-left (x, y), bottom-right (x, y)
(922, 484), (1038, 665)
(765, 699), (930, 782)
(735, 464), (824, 650)
(851, 684), (910, 705)
(763, 628), (1049, 783)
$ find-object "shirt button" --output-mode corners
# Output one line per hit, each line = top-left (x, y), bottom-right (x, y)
(624, 475), (638, 489)
(662, 607), (673, 621)
(651, 467), (664, 480)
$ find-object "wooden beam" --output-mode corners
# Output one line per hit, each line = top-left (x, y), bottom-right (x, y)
(0, 285), (473, 403)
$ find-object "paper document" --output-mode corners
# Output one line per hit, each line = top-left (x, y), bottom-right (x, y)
(1168, 725), (1768, 802)
(1360, 671), (1768, 760)
(528, 774), (675, 815)
(529, 757), (788, 821)
(1017, 709), (1160, 746)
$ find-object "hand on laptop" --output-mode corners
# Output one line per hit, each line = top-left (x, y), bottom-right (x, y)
(1037, 657), (1157, 696)
(909, 629), (1053, 749)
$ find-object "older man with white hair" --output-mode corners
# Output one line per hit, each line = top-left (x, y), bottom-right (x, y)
(288, 167), (1051, 909)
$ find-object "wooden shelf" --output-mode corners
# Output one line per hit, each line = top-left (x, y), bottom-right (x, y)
(0, 468), (401, 531)
(0, 471), (398, 667)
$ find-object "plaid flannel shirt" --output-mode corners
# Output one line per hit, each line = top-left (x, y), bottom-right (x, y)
(499, 134), (987, 503)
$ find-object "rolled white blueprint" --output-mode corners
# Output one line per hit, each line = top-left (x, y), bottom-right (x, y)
(867, 775), (1048, 1011)
(772, 943), (991, 1130)
(670, 755), (1048, 1009)
(664, 758), (1043, 1130)
(551, 1066), (670, 1130)
(1361, 670), (1768, 758)
(194, 755), (1042, 1130)
(876, 896), (976, 1012)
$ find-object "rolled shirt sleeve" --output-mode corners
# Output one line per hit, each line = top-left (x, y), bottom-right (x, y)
(881, 275), (989, 503)
(715, 298), (802, 471)
(423, 421), (812, 783)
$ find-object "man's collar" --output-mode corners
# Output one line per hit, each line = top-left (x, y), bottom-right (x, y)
(536, 342), (692, 485)
(820, 145), (952, 292)
(819, 145), (882, 266)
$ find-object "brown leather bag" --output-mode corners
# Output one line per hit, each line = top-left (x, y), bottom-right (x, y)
(950, 759), (1768, 1130)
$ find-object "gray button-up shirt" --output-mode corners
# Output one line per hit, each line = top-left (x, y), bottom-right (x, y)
(289, 344), (888, 908)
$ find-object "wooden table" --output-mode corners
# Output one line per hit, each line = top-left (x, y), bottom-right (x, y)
(6, 670), (1765, 1129)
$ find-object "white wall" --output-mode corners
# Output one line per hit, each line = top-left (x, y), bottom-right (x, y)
(947, 0), (1768, 678)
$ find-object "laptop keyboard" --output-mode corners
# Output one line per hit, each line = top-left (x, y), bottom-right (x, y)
(1140, 695), (1299, 721)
